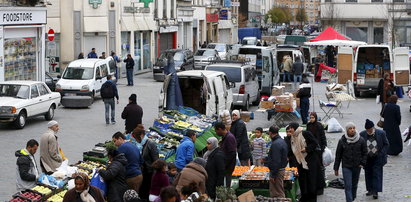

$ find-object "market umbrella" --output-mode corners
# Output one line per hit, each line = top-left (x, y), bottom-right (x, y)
(309, 27), (350, 42)
(304, 39), (367, 47)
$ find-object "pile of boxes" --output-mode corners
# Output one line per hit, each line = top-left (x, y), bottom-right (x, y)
(365, 68), (380, 78)
(259, 85), (295, 112)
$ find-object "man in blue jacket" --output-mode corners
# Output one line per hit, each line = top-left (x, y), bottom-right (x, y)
(87, 48), (98, 58)
(175, 130), (196, 172)
(265, 125), (288, 198)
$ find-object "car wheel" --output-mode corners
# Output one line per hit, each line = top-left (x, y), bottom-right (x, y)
(252, 92), (261, 106)
(14, 111), (27, 129)
(242, 97), (250, 111)
(45, 105), (55, 121)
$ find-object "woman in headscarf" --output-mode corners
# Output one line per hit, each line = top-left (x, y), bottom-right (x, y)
(377, 73), (394, 115)
(382, 95), (402, 155)
(306, 112), (327, 195)
(230, 110), (251, 166)
(63, 172), (105, 202)
(203, 137), (225, 200)
(288, 122), (322, 202)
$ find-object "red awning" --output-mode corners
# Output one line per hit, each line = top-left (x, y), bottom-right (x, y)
(310, 27), (349, 42)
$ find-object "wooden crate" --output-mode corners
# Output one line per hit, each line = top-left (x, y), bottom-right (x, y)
(338, 70), (352, 84)
(395, 70), (409, 85)
(337, 54), (353, 71)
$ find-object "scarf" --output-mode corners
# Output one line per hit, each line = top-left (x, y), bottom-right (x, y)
(291, 127), (308, 169)
(203, 137), (218, 161)
(344, 131), (360, 144)
(80, 187), (96, 202)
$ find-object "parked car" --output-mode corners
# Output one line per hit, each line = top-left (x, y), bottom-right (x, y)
(194, 49), (220, 70)
(159, 70), (233, 117)
(153, 49), (194, 81)
(241, 37), (258, 45)
(0, 81), (61, 129)
(56, 57), (116, 107)
(206, 43), (230, 60)
(205, 62), (260, 110)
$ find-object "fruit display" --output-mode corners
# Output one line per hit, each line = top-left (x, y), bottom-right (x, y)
(285, 167), (298, 176)
(167, 131), (184, 139)
(232, 166), (250, 176)
(240, 166), (269, 180)
(284, 170), (295, 180)
(252, 166), (270, 172)
(47, 190), (67, 202)
(10, 197), (29, 202)
(32, 185), (53, 195)
(16, 191), (42, 201)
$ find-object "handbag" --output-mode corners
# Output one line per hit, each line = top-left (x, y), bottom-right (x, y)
(377, 117), (384, 128)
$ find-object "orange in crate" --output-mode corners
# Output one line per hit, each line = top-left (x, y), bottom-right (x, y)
(252, 166), (270, 172)
(232, 166), (250, 176)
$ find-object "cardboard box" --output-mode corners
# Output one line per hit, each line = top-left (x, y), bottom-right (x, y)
(366, 69), (375, 75)
(238, 190), (256, 202)
(275, 104), (293, 112)
(272, 86), (285, 96)
(276, 94), (294, 104)
(260, 101), (274, 109)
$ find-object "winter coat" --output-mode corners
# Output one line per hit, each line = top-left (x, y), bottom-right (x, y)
(292, 61), (304, 75)
(87, 52), (98, 58)
(359, 129), (389, 166)
(63, 186), (105, 202)
(220, 132), (237, 175)
(150, 171), (170, 196)
(284, 136), (298, 167)
(117, 142), (143, 178)
(175, 137), (195, 170)
(40, 129), (62, 173)
(265, 136), (288, 178)
(99, 153), (128, 202)
(306, 121), (327, 152)
(283, 58), (293, 72)
(205, 148), (225, 200)
(377, 79), (394, 103)
(121, 103), (143, 134)
(174, 162), (208, 194)
(382, 103), (402, 155)
(230, 119), (251, 160)
(15, 149), (39, 191)
(142, 139), (159, 174)
(334, 135), (367, 170)
(124, 58), (135, 69)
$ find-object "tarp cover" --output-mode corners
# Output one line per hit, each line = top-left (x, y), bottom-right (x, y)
(310, 27), (349, 42)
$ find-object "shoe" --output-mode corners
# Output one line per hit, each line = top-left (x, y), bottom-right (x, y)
(366, 192), (373, 196)
(106, 122), (109, 125)
(373, 193), (378, 199)
(111, 121), (116, 125)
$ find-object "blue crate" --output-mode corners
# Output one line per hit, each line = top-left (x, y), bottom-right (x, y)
(153, 120), (174, 130)
(357, 63), (365, 70)
(364, 64), (374, 70)
(358, 69), (366, 74)
(383, 61), (390, 70)
(178, 106), (199, 116)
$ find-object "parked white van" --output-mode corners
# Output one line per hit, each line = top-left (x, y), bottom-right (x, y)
(56, 57), (117, 107)
(159, 70), (233, 117)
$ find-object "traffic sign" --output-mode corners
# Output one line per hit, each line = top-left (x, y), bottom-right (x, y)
(48, 29), (55, 41)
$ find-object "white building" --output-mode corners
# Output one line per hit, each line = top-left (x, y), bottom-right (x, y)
(204, 0), (238, 44)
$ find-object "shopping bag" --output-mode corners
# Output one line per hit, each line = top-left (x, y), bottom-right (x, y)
(90, 171), (107, 197)
(376, 95), (380, 104)
(327, 118), (343, 133)
(322, 147), (334, 167)
(59, 147), (67, 161)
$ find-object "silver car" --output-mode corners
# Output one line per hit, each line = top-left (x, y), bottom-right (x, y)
(194, 49), (220, 70)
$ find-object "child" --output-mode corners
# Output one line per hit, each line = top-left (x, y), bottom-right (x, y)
(252, 127), (267, 166)
(149, 159), (170, 201)
(167, 162), (178, 184)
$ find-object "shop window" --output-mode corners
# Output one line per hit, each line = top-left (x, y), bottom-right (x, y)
(37, 84), (49, 96)
(4, 37), (37, 81)
(134, 32), (142, 71)
(143, 32), (151, 70)
(374, 27), (384, 44)
(31, 85), (39, 98)
(121, 32), (131, 58)
(346, 27), (368, 42)
(345, 0), (357, 2)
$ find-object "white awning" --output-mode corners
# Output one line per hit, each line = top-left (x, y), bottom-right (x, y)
(46, 18), (61, 33)
(137, 18), (148, 30)
(84, 17), (108, 32)
(121, 17), (140, 31)
(218, 20), (232, 29)
(144, 17), (157, 31)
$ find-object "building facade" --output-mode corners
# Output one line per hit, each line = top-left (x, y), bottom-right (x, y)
(276, 0), (320, 25)
(205, 0), (238, 44)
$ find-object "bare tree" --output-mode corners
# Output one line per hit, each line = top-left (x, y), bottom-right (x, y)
(321, 1), (340, 28)
(385, 1), (407, 48)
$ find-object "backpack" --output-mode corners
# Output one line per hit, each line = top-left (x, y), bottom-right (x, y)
(101, 82), (114, 98)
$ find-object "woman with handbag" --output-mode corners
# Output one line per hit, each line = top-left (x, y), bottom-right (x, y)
(377, 73), (394, 116)
(382, 95), (403, 155)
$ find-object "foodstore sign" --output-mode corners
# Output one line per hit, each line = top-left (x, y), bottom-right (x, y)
(0, 10), (46, 25)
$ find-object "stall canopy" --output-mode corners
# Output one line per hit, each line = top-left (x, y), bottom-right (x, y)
(304, 39), (367, 47)
(309, 27), (349, 42)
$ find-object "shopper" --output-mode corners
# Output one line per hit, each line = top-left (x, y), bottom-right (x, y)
(153, 186), (180, 202)
(180, 183), (201, 201)
(132, 128), (159, 200)
(175, 130), (196, 172)
(78, 52), (84, 59)
(282, 55), (292, 82)
(87, 48), (98, 58)
(111, 51), (121, 80)
(377, 73), (394, 116)
(292, 57), (304, 85)
(40, 121), (63, 174)
(101, 75), (119, 125)
(204, 137), (225, 200)
(296, 77), (311, 124)
(334, 122), (367, 202)
(99, 148), (128, 202)
(123, 189), (143, 202)
(252, 127), (267, 166)
(149, 159), (170, 201)
(124, 54), (135, 86)
(215, 121), (237, 187)
(265, 126), (288, 198)
(284, 126), (298, 167)
(15, 139), (40, 191)
(230, 110), (251, 166)
(112, 132), (143, 193)
(174, 158), (208, 194)
(63, 172), (105, 202)
(167, 163), (178, 185)
(121, 94), (143, 134)
(360, 119), (389, 199)
(99, 52), (106, 59)
(288, 122), (322, 202)
(382, 95), (402, 155)
(306, 112), (327, 195)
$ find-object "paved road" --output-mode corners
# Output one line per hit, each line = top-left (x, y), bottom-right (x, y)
(1, 73), (411, 201)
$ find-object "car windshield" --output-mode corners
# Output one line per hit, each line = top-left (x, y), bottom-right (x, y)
(0, 84), (30, 99)
(239, 48), (261, 55)
(206, 66), (241, 82)
(207, 44), (226, 52)
(173, 52), (185, 61)
(62, 67), (94, 80)
(195, 50), (215, 56)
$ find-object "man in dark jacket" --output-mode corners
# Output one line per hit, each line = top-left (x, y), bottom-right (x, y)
(16, 139), (40, 191)
(99, 149), (128, 202)
(292, 58), (304, 85)
(334, 122), (367, 202)
(215, 121), (237, 187)
(296, 78), (311, 124)
(121, 94), (143, 134)
(87, 48), (98, 58)
(284, 126), (298, 167)
(101, 75), (119, 124)
(360, 119), (389, 199)
(124, 54), (135, 86)
(265, 126), (288, 198)
(230, 110), (251, 166)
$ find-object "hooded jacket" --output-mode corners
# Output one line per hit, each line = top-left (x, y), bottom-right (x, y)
(15, 149), (39, 191)
(174, 162), (208, 194)
(175, 136), (195, 170)
(99, 153), (128, 202)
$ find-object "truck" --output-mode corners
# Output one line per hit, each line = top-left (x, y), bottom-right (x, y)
(238, 28), (262, 44)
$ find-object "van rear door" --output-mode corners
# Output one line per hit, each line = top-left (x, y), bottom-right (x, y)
(213, 75), (227, 114)
(393, 47), (410, 85)
(261, 48), (273, 95)
(337, 47), (354, 84)
(203, 75), (217, 116)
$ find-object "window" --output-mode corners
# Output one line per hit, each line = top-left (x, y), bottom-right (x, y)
(37, 84), (49, 96)
(374, 27), (384, 44)
(393, 0), (404, 2)
(31, 85), (39, 98)
(345, 0), (357, 2)
(108, 59), (116, 74)
(263, 56), (270, 72)
(163, 0), (167, 18)
(371, 0), (382, 2)
(100, 64), (108, 77)
(96, 67), (101, 78)
(346, 27), (368, 42)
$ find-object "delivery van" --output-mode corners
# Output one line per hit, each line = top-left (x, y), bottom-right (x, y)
(159, 70), (233, 117)
(337, 45), (410, 96)
(56, 57), (117, 107)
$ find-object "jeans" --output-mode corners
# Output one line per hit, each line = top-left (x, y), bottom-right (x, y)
(282, 71), (291, 82)
(342, 167), (361, 202)
(294, 74), (302, 84)
(300, 97), (310, 124)
(126, 68), (134, 85)
(103, 98), (115, 124)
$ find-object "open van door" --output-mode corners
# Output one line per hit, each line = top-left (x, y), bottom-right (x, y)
(337, 47), (354, 84)
(261, 48), (273, 95)
(159, 74), (172, 115)
(393, 47), (410, 85)
(202, 75), (216, 116)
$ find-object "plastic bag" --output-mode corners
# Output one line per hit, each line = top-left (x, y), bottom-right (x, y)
(376, 95), (380, 104)
(322, 147), (334, 167)
(90, 171), (107, 197)
(327, 118), (343, 133)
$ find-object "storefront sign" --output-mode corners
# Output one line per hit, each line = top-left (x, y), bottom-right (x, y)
(124, 7), (150, 13)
(224, 0), (231, 7)
(139, 0), (153, 8)
(89, 0), (102, 9)
(206, 14), (218, 22)
(159, 26), (178, 33)
(219, 9), (228, 20)
(231, 2), (240, 7)
(0, 10), (46, 25)
(48, 29), (55, 41)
